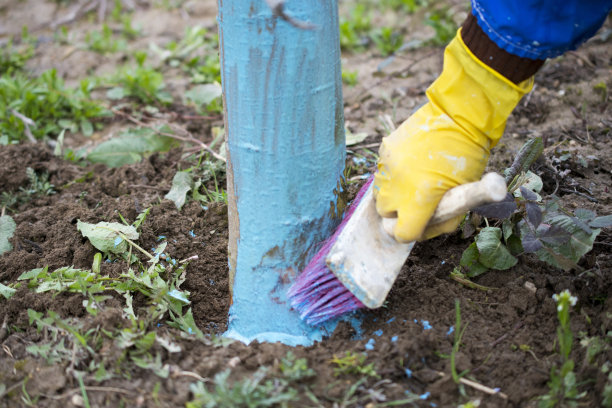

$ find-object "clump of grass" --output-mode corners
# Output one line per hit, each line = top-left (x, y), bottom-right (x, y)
(106, 54), (172, 105)
(339, 4), (372, 53)
(1, 167), (56, 211)
(85, 24), (127, 54)
(425, 7), (457, 46)
(187, 353), (314, 408)
(330, 351), (379, 378)
(370, 26), (403, 56)
(0, 39), (33, 76)
(0, 70), (108, 143)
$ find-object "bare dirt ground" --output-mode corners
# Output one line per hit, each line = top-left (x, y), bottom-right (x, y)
(0, 1), (611, 407)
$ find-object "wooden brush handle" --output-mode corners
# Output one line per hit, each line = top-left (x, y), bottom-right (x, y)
(382, 172), (507, 237)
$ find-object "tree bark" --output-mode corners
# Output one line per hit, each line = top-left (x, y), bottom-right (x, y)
(218, 0), (346, 345)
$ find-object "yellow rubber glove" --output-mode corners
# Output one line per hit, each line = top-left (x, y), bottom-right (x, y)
(374, 29), (533, 243)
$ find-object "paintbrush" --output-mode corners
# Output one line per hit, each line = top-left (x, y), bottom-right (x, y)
(288, 172), (507, 325)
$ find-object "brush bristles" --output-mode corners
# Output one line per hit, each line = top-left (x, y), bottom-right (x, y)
(288, 176), (373, 325)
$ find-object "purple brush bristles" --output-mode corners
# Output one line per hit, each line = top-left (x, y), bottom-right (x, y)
(288, 176), (374, 325)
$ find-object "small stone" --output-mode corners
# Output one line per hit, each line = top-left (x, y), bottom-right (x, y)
(71, 395), (84, 407)
(524, 281), (537, 294)
(228, 356), (241, 368)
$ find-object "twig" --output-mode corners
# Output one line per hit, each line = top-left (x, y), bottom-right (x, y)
(490, 321), (524, 347)
(0, 315), (8, 343)
(43, 385), (134, 400)
(355, 50), (438, 101)
(265, 0), (317, 30)
(111, 108), (226, 162)
(437, 371), (508, 399)
(51, 0), (99, 29)
(352, 142), (381, 150)
(0, 380), (24, 399)
(9, 109), (37, 143)
(2, 344), (14, 359)
(523, 84), (536, 107)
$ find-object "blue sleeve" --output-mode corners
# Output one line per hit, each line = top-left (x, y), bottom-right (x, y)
(472, 0), (612, 59)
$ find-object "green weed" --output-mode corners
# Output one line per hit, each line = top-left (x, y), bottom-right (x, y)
(425, 7), (457, 46)
(0, 70), (107, 142)
(1, 167), (55, 211)
(339, 5), (372, 53)
(106, 59), (172, 105)
(450, 300), (469, 385)
(187, 368), (298, 408)
(149, 26), (221, 84)
(330, 351), (379, 378)
(370, 27), (403, 56)
(456, 137), (612, 281)
(85, 24), (127, 54)
(380, 0), (428, 12)
(603, 362), (612, 407)
(539, 290), (586, 407)
(0, 39), (33, 76)
(342, 70), (358, 86)
(279, 352), (316, 382)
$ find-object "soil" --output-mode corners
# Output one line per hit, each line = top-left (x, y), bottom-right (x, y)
(1, 1), (611, 407)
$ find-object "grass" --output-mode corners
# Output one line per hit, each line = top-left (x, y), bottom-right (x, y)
(85, 24), (127, 54)
(106, 56), (173, 105)
(330, 351), (379, 378)
(1, 167), (56, 211)
(450, 300), (469, 386)
(0, 70), (108, 143)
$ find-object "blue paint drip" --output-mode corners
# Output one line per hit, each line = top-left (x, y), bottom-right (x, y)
(386, 317), (396, 324)
(420, 392), (431, 400)
(219, 0), (346, 346)
(189, 230), (196, 237)
(373, 329), (383, 337)
(391, 335), (398, 342)
(405, 368), (412, 378)
(422, 320), (433, 330)
(446, 325), (454, 336)
(365, 338), (375, 350)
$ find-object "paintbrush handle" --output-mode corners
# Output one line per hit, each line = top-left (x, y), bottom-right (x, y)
(382, 172), (507, 237)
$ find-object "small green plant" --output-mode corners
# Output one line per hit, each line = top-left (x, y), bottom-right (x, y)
(339, 5), (372, 52)
(593, 81), (608, 103)
(539, 290), (585, 407)
(85, 24), (127, 54)
(370, 27), (403, 56)
(279, 352), (315, 382)
(0, 70), (107, 142)
(106, 56), (172, 105)
(456, 137), (612, 281)
(330, 351), (379, 378)
(450, 300), (469, 386)
(0, 39), (33, 76)
(1, 167), (55, 211)
(342, 70), (358, 86)
(187, 368), (298, 408)
(425, 7), (457, 46)
(603, 361), (612, 407)
(380, 0), (428, 12)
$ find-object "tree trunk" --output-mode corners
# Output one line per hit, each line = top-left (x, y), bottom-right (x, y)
(218, 0), (346, 345)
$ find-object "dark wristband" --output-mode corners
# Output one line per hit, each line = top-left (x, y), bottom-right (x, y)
(461, 13), (545, 84)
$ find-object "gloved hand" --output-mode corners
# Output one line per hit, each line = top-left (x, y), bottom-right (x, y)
(373, 29), (533, 243)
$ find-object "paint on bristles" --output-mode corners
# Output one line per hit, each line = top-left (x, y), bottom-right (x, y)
(287, 177), (374, 325)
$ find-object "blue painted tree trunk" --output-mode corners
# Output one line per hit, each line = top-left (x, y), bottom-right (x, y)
(218, 0), (346, 345)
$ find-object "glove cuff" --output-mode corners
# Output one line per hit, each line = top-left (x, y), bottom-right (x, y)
(461, 13), (545, 84)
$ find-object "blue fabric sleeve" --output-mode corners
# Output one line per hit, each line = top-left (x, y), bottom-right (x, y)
(471, 0), (612, 59)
